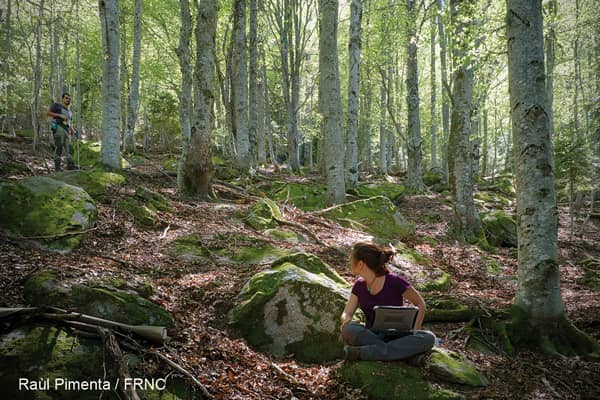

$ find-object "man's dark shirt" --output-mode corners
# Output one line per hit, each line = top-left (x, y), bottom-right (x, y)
(50, 103), (69, 124)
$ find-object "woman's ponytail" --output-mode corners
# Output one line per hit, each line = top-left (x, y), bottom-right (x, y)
(352, 242), (396, 276)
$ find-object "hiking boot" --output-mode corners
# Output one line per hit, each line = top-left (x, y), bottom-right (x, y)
(343, 346), (361, 361)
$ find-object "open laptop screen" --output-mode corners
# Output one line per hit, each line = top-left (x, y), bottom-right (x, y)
(371, 306), (418, 332)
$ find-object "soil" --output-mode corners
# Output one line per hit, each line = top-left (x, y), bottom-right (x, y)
(1, 133), (599, 399)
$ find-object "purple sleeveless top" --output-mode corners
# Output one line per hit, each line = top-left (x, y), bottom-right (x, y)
(351, 272), (411, 329)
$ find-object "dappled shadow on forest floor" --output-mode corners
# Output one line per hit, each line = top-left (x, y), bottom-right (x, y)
(1, 134), (600, 399)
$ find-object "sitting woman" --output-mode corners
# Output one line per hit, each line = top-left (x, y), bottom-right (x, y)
(340, 242), (436, 362)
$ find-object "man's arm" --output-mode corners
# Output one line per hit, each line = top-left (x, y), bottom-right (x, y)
(47, 104), (66, 120)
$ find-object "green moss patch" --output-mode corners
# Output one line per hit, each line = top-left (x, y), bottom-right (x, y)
(425, 296), (482, 323)
(52, 168), (125, 199)
(428, 348), (488, 387)
(23, 270), (174, 327)
(117, 197), (158, 227)
(269, 182), (327, 211)
(355, 182), (405, 203)
(245, 198), (282, 230)
(480, 211), (517, 248)
(263, 228), (306, 243)
(171, 233), (291, 265)
(323, 196), (415, 241)
(229, 254), (350, 362)
(75, 140), (130, 169)
(423, 170), (445, 187)
(0, 177), (97, 253)
(135, 186), (171, 212)
(339, 361), (462, 400)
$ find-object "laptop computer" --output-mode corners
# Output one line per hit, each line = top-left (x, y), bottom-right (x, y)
(371, 306), (418, 333)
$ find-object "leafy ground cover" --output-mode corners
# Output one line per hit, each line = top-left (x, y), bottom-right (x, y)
(1, 134), (599, 399)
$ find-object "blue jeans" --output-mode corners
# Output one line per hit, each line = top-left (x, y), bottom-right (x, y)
(341, 322), (436, 361)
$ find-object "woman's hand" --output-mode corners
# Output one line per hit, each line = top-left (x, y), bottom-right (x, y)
(340, 294), (359, 333)
(403, 286), (426, 331)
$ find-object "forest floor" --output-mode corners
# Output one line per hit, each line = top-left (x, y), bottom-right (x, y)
(1, 133), (600, 400)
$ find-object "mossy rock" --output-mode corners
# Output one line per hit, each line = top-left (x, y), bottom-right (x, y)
(0, 151), (31, 176)
(323, 196), (415, 241)
(474, 191), (511, 208)
(339, 361), (463, 400)
(269, 182), (327, 211)
(163, 158), (178, 173)
(117, 197), (158, 227)
(0, 177), (97, 253)
(576, 259), (600, 290)
(390, 246), (450, 293)
(23, 270), (174, 327)
(480, 211), (517, 248)
(424, 296), (482, 323)
(245, 198), (282, 230)
(52, 168), (126, 199)
(171, 233), (291, 265)
(263, 228), (306, 243)
(135, 186), (171, 212)
(75, 140), (130, 169)
(0, 325), (195, 400)
(416, 269), (451, 292)
(355, 182), (406, 203)
(479, 175), (515, 197)
(428, 348), (488, 387)
(229, 254), (350, 363)
(424, 170), (444, 187)
(124, 153), (149, 165)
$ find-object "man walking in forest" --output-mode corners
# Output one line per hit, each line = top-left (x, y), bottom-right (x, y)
(47, 93), (76, 171)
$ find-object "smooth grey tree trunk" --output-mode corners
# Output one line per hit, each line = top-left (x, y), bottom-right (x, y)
(119, 9), (128, 142)
(437, 0), (450, 181)
(75, 0), (82, 137)
(257, 43), (267, 163)
(507, 0), (563, 321)
(4, 0), (14, 136)
(346, 0), (361, 188)
(379, 84), (387, 175)
(545, 0), (557, 140)
(176, 0), (192, 190)
(99, 0), (121, 169)
(232, 0), (250, 170)
(182, 0), (217, 197)
(31, 0), (44, 151)
(319, 0), (346, 205)
(124, 0), (142, 153)
(430, 12), (438, 169)
(248, 0), (259, 163)
(405, 0), (424, 192)
(481, 104), (488, 177)
(263, 59), (275, 163)
(448, 0), (481, 241)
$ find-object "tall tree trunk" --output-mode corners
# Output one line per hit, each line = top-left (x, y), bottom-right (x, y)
(379, 84), (387, 175)
(437, 0), (450, 182)
(256, 41), (267, 163)
(4, 0), (14, 136)
(359, 81), (372, 173)
(182, 0), (217, 197)
(346, 0), (361, 188)
(481, 103), (488, 177)
(319, 0), (346, 205)
(99, 0), (121, 169)
(448, 0), (481, 241)
(506, 0), (598, 356)
(176, 0), (193, 190)
(430, 11), (438, 169)
(75, 0), (82, 136)
(405, 0), (424, 192)
(248, 0), (259, 164)
(124, 0), (142, 153)
(263, 59), (275, 163)
(31, 0), (44, 151)
(232, 0), (250, 170)
(119, 8), (128, 143)
(544, 0), (556, 140)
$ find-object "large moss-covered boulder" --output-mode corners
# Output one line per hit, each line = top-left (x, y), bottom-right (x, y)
(480, 211), (517, 247)
(355, 182), (405, 203)
(390, 245), (451, 293)
(229, 253), (350, 363)
(0, 324), (194, 400)
(135, 186), (171, 212)
(0, 177), (97, 253)
(428, 349), (488, 387)
(245, 198), (282, 230)
(424, 295), (483, 323)
(117, 196), (159, 227)
(269, 182), (327, 211)
(23, 270), (174, 327)
(53, 168), (126, 199)
(76, 140), (130, 169)
(171, 233), (291, 265)
(339, 361), (463, 400)
(323, 196), (415, 241)
(264, 228), (306, 243)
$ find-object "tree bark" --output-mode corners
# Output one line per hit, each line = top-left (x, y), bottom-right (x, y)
(437, 0), (450, 182)
(379, 83), (387, 175)
(319, 0), (346, 205)
(99, 0), (121, 169)
(346, 0), (361, 188)
(232, 0), (250, 170)
(124, 0), (142, 153)
(176, 0), (193, 190)
(182, 0), (217, 198)
(31, 0), (44, 151)
(448, 0), (481, 241)
(405, 0), (424, 192)
(3, 0), (14, 136)
(430, 10), (438, 169)
(248, 0), (259, 164)
(544, 0), (557, 141)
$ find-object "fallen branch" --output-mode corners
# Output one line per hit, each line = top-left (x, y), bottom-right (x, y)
(2, 227), (98, 240)
(89, 251), (146, 273)
(98, 327), (141, 400)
